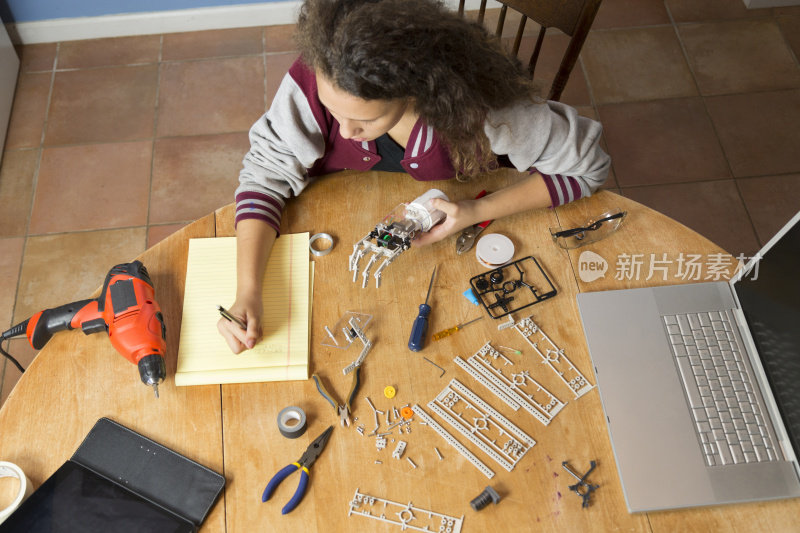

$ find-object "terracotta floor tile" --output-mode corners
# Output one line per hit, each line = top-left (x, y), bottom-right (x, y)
(45, 65), (158, 146)
(582, 26), (697, 104)
(1, 339), (35, 405)
(666, 0), (773, 23)
(598, 98), (730, 187)
(573, 106), (618, 188)
(157, 56), (266, 137)
(737, 174), (800, 245)
(0, 237), (24, 330)
(3, 340), (35, 373)
(58, 35), (161, 69)
(264, 24), (297, 53)
(592, 0), (671, 29)
(621, 180), (760, 257)
(30, 142), (152, 234)
(778, 14), (800, 59)
(147, 223), (188, 248)
(0, 149), (39, 238)
(5, 72), (50, 150)
(266, 53), (300, 107)
(514, 33), (591, 106)
(150, 133), (249, 224)
(14, 228), (147, 322)
(16, 43), (56, 72)
(162, 27), (262, 61)
(679, 20), (800, 96)
(705, 89), (800, 178)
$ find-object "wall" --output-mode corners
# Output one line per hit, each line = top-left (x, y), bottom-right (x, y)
(0, 0), (277, 23)
(2, 0), (489, 44)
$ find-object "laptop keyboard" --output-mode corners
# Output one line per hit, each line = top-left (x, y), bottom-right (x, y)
(663, 310), (779, 467)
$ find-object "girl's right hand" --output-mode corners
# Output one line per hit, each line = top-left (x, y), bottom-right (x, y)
(217, 294), (263, 354)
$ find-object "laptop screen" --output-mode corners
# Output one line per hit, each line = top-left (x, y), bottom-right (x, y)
(734, 213), (800, 458)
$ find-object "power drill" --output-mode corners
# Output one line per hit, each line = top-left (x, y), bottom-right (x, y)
(1, 261), (167, 398)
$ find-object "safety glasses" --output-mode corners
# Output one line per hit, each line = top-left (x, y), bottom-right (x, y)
(550, 208), (627, 249)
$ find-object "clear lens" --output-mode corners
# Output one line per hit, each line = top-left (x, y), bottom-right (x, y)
(550, 208), (627, 249)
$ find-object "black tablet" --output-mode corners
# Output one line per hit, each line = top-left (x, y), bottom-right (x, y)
(0, 460), (195, 533)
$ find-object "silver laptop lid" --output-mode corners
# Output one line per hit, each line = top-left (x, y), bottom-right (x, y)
(729, 210), (800, 459)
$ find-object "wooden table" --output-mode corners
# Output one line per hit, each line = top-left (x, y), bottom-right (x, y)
(1, 169), (797, 532)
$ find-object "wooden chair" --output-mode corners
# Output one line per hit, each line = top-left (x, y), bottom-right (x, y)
(459, 0), (602, 101)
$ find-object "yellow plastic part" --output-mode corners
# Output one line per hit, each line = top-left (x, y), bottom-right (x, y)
(384, 385), (396, 399)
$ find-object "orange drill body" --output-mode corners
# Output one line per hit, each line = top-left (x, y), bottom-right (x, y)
(11, 261), (167, 396)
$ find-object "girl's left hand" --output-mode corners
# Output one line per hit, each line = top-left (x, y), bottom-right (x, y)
(412, 198), (480, 247)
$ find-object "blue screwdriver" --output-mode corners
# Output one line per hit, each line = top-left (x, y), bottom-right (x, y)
(408, 266), (437, 352)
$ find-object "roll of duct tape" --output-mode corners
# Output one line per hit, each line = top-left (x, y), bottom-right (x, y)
(277, 406), (308, 439)
(0, 461), (33, 525)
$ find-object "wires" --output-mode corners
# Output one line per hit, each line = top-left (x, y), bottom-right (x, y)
(0, 341), (26, 374)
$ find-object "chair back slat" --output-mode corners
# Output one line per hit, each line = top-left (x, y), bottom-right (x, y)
(511, 15), (527, 55)
(459, 0), (602, 101)
(528, 26), (546, 81)
(477, 0), (488, 24)
(495, 5), (508, 38)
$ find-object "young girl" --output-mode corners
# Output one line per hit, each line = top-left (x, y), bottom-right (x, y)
(219, 0), (610, 353)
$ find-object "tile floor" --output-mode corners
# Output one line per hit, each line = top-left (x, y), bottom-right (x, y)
(1, 0), (799, 405)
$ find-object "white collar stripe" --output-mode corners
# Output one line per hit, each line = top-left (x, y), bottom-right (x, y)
(411, 126), (424, 158)
(424, 126), (434, 152)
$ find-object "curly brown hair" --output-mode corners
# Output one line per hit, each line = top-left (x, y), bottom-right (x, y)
(295, 0), (535, 179)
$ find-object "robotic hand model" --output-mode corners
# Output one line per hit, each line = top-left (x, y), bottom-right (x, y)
(348, 189), (449, 289)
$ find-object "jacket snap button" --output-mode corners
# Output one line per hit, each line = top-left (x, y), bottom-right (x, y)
(362, 156), (371, 162)
(410, 163), (419, 169)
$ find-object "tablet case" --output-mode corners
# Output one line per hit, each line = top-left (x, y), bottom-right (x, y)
(71, 417), (225, 527)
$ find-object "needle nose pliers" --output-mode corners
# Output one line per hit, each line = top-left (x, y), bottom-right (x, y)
(312, 367), (361, 426)
(262, 425), (334, 514)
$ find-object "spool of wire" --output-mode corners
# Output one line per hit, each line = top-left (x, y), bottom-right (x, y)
(475, 234), (514, 269)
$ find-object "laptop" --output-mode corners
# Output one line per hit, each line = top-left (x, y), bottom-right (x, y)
(576, 210), (800, 512)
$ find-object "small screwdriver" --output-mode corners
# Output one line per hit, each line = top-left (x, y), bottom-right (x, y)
(432, 315), (484, 341)
(408, 266), (437, 352)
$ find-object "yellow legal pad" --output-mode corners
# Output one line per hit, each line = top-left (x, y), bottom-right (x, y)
(175, 234), (313, 386)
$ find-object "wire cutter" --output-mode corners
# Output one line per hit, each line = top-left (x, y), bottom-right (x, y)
(455, 190), (494, 255)
(262, 425), (334, 514)
(312, 367), (361, 426)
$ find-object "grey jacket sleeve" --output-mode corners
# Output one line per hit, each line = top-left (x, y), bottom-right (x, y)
(484, 99), (610, 204)
(234, 74), (326, 231)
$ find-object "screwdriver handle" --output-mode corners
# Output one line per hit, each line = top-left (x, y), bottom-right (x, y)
(408, 303), (431, 352)
(432, 326), (458, 341)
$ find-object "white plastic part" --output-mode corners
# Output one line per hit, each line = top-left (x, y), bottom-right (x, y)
(405, 188), (449, 232)
(348, 488), (464, 533)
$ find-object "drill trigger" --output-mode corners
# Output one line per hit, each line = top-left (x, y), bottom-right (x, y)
(81, 318), (108, 335)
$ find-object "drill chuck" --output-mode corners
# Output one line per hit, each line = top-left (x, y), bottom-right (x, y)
(138, 354), (167, 398)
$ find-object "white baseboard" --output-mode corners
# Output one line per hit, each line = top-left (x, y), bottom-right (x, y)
(6, 0), (497, 45)
(6, 1), (302, 44)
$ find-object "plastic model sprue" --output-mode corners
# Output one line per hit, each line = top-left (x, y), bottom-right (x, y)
(349, 189), (449, 288)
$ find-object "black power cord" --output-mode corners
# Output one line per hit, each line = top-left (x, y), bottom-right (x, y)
(0, 341), (26, 374)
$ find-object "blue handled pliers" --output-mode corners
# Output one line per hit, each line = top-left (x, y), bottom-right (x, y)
(262, 425), (334, 514)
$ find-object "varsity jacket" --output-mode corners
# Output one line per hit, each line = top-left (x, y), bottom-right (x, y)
(235, 59), (610, 234)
